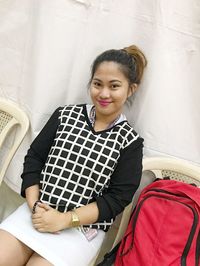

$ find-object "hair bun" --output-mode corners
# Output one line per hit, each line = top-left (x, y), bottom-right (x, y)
(122, 45), (147, 84)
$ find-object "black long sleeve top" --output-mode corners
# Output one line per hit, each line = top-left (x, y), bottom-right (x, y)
(21, 104), (143, 231)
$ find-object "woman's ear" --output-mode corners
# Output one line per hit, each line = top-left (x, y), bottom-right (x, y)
(128, 83), (138, 97)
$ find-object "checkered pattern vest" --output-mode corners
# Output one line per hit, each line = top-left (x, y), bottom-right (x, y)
(40, 104), (139, 230)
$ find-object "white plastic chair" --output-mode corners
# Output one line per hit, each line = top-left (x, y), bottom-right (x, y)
(142, 156), (200, 185)
(0, 98), (29, 186)
(92, 156), (200, 265)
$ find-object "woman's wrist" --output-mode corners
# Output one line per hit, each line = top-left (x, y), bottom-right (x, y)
(27, 200), (38, 211)
(32, 200), (42, 214)
(25, 185), (40, 210)
(61, 212), (74, 229)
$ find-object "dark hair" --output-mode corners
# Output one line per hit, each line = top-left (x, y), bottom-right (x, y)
(89, 45), (147, 86)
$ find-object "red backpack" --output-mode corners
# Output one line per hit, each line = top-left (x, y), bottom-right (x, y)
(114, 179), (200, 266)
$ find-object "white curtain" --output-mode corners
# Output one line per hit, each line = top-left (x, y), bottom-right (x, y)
(0, 0), (200, 194)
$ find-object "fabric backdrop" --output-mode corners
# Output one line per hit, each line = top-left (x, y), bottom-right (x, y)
(0, 0), (200, 194)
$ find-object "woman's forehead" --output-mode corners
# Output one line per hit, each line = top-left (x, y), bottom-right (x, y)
(93, 61), (127, 80)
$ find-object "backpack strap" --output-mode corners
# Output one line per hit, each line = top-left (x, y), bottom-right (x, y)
(96, 242), (121, 266)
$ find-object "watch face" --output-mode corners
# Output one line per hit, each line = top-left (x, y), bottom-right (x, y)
(71, 211), (80, 227)
(72, 220), (80, 227)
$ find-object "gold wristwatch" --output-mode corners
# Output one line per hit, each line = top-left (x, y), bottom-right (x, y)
(70, 209), (80, 227)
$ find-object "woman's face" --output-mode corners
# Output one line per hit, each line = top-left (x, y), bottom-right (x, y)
(90, 61), (134, 120)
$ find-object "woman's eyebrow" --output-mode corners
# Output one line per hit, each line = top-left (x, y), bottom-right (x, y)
(110, 80), (122, 83)
(93, 78), (122, 83)
(93, 78), (102, 82)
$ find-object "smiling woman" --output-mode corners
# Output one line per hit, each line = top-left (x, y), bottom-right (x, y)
(90, 61), (134, 129)
(0, 45), (147, 266)
(89, 47), (146, 132)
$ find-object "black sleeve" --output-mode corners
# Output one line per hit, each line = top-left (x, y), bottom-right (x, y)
(95, 137), (143, 222)
(21, 107), (61, 197)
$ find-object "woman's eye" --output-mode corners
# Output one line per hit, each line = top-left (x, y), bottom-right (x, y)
(111, 84), (120, 89)
(93, 82), (101, 86)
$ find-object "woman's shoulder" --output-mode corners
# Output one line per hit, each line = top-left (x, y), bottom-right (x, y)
(60, 103), (86, 110)
(57, 103), (87, 114)
(117, 121), (144, 149)
(117, 120), (138, 138)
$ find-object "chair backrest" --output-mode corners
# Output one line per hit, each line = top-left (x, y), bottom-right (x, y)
(142, 156), (200, 186)
(0, 98), (29, 185)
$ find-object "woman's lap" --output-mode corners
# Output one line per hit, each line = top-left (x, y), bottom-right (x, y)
(0, 203), (105, 266)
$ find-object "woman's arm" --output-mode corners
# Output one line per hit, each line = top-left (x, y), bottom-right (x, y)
(25, 184), (40, 210)
(31, 137), (143, 233)
(32, 201), (99, 232)
(95, 137), (143, 221)
(21, 108), (61, 197)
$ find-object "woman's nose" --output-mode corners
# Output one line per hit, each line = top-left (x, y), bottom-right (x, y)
(99, 87), (110, 98)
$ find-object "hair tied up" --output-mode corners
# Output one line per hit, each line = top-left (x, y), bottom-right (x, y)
(122, 45), (147, 84)
(89, 44), (147, 88)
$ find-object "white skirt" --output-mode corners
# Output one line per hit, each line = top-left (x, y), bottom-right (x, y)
(0, 203), (105, 266)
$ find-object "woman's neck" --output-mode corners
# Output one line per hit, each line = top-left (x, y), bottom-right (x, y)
(90, 106), (121, 131)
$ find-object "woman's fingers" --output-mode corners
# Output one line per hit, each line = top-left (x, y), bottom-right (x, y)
(37, 202), (51, 211)
(32, 212), (40, 218)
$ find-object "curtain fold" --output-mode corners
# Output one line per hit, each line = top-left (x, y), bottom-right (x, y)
(0, 0), (199, 193)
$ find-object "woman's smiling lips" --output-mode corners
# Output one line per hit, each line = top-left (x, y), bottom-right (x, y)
(98, 100), (111, 107)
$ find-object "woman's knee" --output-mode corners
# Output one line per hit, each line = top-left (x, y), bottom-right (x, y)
(0, 229), (33, 266)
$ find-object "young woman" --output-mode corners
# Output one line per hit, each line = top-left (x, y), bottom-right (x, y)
(0, 45), (147, 266)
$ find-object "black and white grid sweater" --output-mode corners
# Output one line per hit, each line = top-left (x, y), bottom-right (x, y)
(21, 104), (143, 231)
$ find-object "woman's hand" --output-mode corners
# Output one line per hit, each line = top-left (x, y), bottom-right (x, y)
(34, 204), (46, 215)
(31, 203), (67, 233)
